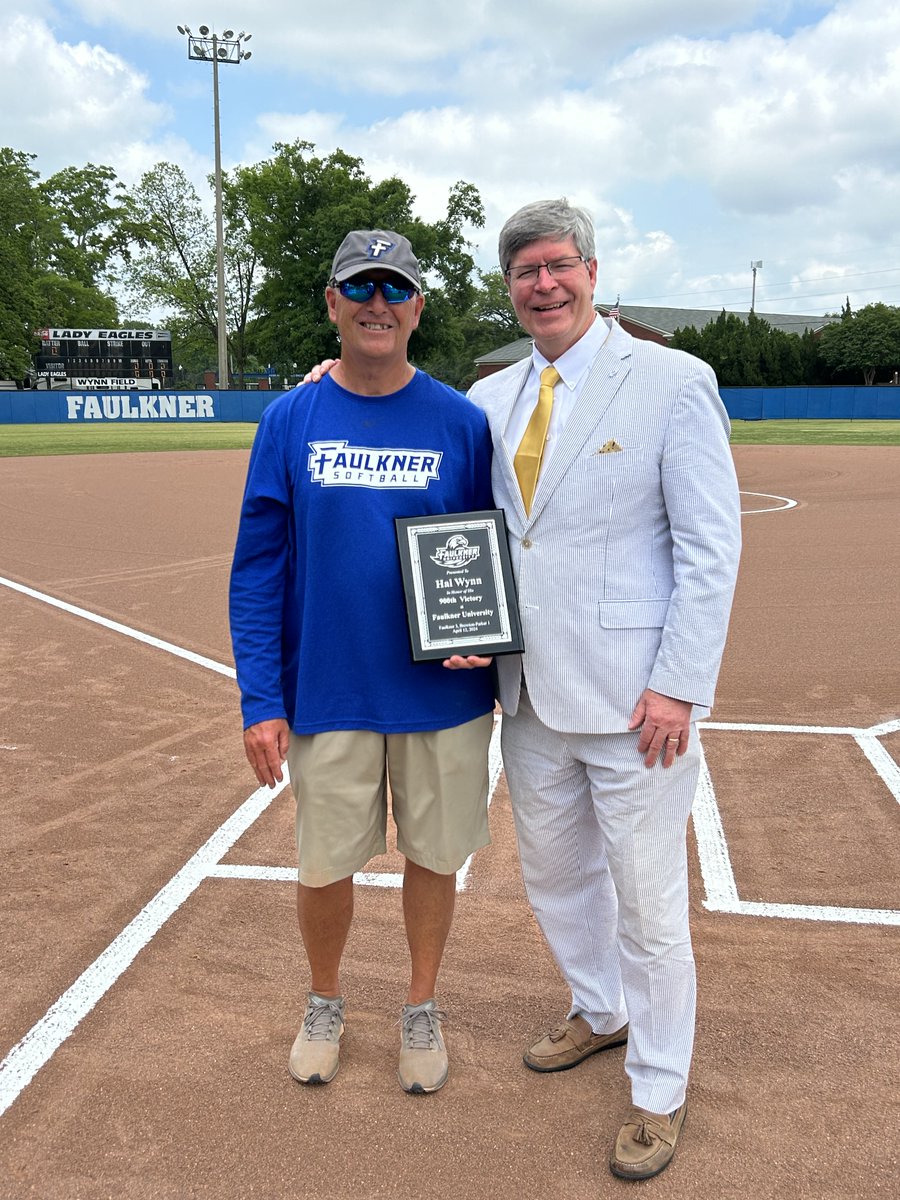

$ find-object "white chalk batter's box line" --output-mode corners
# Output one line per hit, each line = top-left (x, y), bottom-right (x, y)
(5, 573), (895, 924)
(695, 718), (900, 926)
(0, 572), (897, 1120)
(218, 722), (900, 925)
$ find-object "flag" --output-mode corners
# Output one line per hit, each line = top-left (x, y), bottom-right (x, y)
(609, 297), (621, 322)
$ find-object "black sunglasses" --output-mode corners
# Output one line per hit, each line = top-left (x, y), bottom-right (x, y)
(333, 278), (418, 304)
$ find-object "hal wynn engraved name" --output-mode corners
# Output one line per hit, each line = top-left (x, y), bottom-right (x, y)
(431, 574), (494, 623)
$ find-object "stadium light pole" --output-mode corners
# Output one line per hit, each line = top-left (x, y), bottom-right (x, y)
(176, 24), (253, 390)
(750, 260), (763, 313)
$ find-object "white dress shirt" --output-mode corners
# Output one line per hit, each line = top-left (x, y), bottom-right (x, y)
(503, 316), (611, 473)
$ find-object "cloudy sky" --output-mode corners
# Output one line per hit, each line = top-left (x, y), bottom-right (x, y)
(2, 0), (899, 316)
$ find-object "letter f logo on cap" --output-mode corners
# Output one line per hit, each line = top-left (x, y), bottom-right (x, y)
(367, 237), (394, 258)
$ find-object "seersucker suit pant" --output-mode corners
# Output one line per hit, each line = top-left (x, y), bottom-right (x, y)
(501, 689), (700, 1114)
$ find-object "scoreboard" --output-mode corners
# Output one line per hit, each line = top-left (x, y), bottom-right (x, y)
(34, 328), (174, 387)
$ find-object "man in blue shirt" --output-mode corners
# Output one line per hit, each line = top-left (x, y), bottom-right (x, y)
(230, 230), (495, 1094)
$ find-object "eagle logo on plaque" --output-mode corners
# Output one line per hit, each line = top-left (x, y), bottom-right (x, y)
(430, 534), (481, 572)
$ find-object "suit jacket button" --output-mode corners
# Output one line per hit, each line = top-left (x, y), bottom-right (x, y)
(522, 538), (533, 549)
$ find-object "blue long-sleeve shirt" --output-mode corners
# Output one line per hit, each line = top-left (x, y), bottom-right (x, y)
(229, 371), (496, 733)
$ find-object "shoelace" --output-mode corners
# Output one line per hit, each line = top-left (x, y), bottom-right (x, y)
(401, 1007), (447, 1050)
(303, 1000), (342, 1042)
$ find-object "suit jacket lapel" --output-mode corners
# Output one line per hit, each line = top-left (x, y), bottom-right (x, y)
(489, 359), (532, 524)
(526, 323), (633, 524)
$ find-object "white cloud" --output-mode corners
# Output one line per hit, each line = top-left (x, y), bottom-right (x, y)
(2, 2), (898, 312)
(73, 0), (784, 66)
(0, 14), (169, 179)
(604, 3), (900, 216)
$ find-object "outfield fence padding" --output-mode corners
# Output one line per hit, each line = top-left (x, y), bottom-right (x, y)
(719, 386), (900, 420)
(0, 391), (276, 424)
(0, 386), (898, 425)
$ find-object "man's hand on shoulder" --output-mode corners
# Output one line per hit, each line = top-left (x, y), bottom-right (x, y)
(243, 718), (290, 788)
(628, 689), (692, 768)
(301, 359), (339, 385)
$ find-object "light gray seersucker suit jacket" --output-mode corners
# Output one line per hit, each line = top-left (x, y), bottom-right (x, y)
(467, 318), (743, 734)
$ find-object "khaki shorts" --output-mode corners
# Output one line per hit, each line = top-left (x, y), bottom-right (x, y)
(287, 712), (494, 887)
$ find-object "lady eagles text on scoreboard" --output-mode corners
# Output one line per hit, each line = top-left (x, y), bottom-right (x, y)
(395, 509), (524, 662)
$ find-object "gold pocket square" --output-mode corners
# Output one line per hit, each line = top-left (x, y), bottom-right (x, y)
(596, 440), (623, 454)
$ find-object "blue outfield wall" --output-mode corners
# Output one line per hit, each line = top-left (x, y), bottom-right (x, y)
(719, 386), (900, 420)
(0, 390), (277, 424)
(1, 386), (899, 425)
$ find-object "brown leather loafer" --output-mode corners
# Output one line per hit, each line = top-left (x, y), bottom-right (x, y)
(523, 1014), (628, 1072)
(609, 1101), (687, 1180)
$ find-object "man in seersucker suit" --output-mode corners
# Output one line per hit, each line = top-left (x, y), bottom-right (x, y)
(452, 198), (742, 1180)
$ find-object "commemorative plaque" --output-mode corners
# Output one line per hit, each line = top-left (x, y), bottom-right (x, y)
(395, 509), (525, 662)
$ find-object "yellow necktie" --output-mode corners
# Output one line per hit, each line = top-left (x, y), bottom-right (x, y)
(514, 366), (560, 515)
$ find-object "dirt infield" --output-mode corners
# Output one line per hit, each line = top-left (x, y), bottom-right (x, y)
(0, 446), (897, 1199)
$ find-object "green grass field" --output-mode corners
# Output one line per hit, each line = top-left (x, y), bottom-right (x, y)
(0, 419), (898, 457)
(0, 424), (259, 457)
(728, 419), (900, 445)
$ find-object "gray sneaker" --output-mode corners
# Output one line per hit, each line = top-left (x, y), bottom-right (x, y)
(398, 1000), (448, 1094)
(288, 992), (345, 1084)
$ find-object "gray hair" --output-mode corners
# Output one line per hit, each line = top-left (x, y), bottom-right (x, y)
(498, 198), (596, 273)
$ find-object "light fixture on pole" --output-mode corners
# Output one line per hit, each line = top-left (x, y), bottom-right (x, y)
(176, 24), (253, 390)
(750, 260), (763, 313)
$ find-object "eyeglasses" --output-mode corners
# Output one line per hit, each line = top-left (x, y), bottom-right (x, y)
(332, 278), (418, 304)
(504, 255), (587, 284)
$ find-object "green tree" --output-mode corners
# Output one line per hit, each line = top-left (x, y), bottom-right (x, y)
(38, 163), (127, 291)
(120, 163), (260, 385)
(234, 141), (484, 382)
(668, 322), (703, 361)
(817, 303), (900, 385)
(28, 159), (122, 333)
(751, 312), (802, 385)
(0, 149), (123, 380)
(468, 269), (522, 343)
(36, 274), (118, 329)
(403, 179), (486, 385)
(797, 328), (832, 384)
(4, 144), (493, 390)
(671, 311), (749, 384)
(0, 148), (42, 378)
(439, 269), (526, 390)
(156, 315), (214, 388)
(671, 310), (805, 386)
